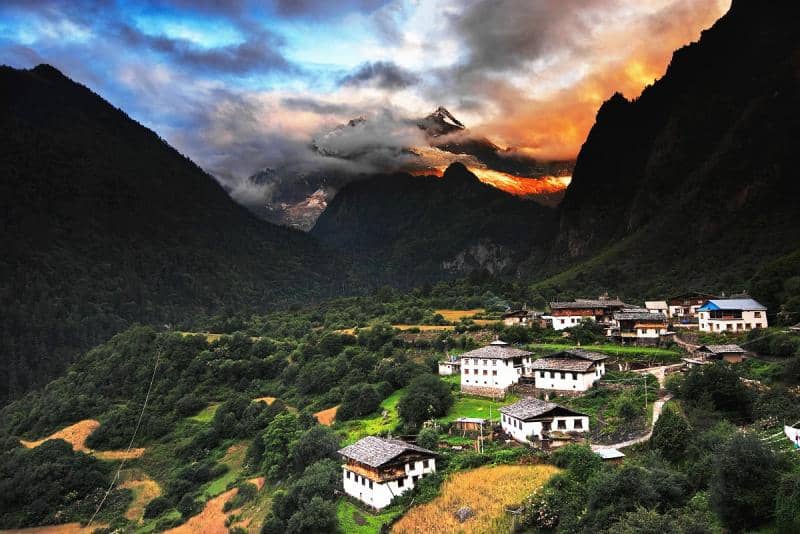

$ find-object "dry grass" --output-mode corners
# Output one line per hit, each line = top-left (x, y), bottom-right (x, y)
(392, 324), (456, 331)
(120, 471), (161, 522)
(434, 309), (485, 322)
(20, 419), (100, 451)
(167, 477), (264, 534)
(392, 464), (559, 534)
(20, 419), (146, 461)
(0, 523), (107, 534)
(253, 396), (277, 405)
(314, 405), (338, 426)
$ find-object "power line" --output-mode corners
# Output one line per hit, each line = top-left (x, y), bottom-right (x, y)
(87, 346), (162, 527)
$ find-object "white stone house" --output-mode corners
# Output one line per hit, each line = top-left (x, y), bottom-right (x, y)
(524, 349), (607, 393)
(339, 436), (437, 510)
(697, 298), (768, 333)
(460, 340), (532, 397)
(500, 398), (589, 445)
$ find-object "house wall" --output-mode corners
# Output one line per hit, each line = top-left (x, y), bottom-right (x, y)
(342, 458), (436, 510)
(438, 362), (457, 375)
(500, 414), (589, 443)
(461, 356), (522, 395)
(698, 310), (768, 332)
(532, 369), (597, 392)
(552, 315), (595, 330)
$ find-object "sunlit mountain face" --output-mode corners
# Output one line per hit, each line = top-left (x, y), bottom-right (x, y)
(0, 0), (731, 228)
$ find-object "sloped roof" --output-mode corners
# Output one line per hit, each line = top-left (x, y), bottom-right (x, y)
(615, 312), (667, 321)
(338, 436), (435, 467)
(544, 349), (607, 362)
(500, 397), (586, 420)
(697, 298), (767, 311)
(550, 299), (626, 310)
(697, 344), (747, 354)
(530, 358), (594, 372)
(645, 301), (668, 309)
(459, 342), (532, 360)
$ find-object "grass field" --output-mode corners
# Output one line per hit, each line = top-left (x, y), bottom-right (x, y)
(440, 393), (518, 424)
(120, 470), (162, 523)
(338, 389), (404, 444)
(337, 500), (401, 534)
(527, 343), (682, 361)
(189, 403), (220, 423)
(202, 442), (248, 498)
(392, 464), (560, 533)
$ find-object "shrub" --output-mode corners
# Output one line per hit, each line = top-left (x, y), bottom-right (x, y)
(398, 374), (453, 428)
(651, 406), (691, 462)
(416, 428), (439, 450)
(143, 496), (172, 519)
(775, 471), (800, 533)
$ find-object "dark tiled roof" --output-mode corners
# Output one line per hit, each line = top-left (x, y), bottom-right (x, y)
(697, 344), (746, 354)
(529, 358), (594, 372)
(546, 349), (607, 362)
(614, 312), (667, 321)
(500, 398), (586, 420)
(459, 342), (532, 360)
(338, 436), (435, 467)
(550, 298), (627, 310)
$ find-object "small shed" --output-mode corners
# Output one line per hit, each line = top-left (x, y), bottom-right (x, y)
(595, 448), (626, 464)
(695, 344), (748, 364)
(453, 417), (487, 432)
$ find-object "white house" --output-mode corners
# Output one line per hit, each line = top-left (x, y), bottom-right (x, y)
(460, 340), (532, 397)
(339, 436), (437, 510)
(697, 298), (768, 333)
(438, 359), (460, 376)
(500, 397), (589, 446)
(525, 349), (607, 393)
(548, 297), (628, 331)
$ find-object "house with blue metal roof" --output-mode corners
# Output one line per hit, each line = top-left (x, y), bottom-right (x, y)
(697, 298), (768, 333)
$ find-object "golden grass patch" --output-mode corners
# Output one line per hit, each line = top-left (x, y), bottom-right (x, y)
(434, 309), (485, 322)
(314, 405), (339, 426)
(120, 472), (162, 522)
(392, 324), (456, 331)
(0, 523), (107, 534)
(253, 396), (277, 405)
(392, 464), (559, 534)
(167, 477), (264, 534)
(20, 419), (100, 452)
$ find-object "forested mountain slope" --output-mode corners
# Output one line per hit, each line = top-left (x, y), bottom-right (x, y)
(0, 65), (355, 403)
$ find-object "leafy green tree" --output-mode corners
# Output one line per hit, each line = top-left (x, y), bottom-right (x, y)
(551, 444), (603, 482)
(710, 433), (780, 531)
(290, 426), (339, 473)
(177, 494), (197, 518)
(398, 374), (453, 428)
(775, 471), (800, 533)
(259, 413), (303, 480)
(285, 495), (338, 534)
(416, 427), (439, 450)
(336, 383), (382, 421)
(651, 406), (691, 462)
(681, 364), (753, 422)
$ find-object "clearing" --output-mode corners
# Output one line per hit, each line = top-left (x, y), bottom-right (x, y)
(315, 405), (339, 426)
(337, 499), (400, 534)
(434, 309), (485, 322)
(167, 477), (265, 534)
(202, 443), (247, 498)
(440, 393), (518, 424)
(393, 464), (560, 533)
(338, 389), (404, 444)
(120, 470), (162, 523)
(20, 419), (144, 460)
(0, 524), (107, 534)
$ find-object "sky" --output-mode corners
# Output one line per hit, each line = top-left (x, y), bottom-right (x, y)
(0, 0), (730, 206)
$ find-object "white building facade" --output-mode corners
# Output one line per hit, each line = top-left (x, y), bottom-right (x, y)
(524, 349), (607, 393)
(697, 298), (768, 333)
(339, 437), (437, 510)
(460, 340), (531, 397)
(500, 398), (589, 444)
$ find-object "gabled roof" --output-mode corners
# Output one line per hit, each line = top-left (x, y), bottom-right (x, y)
(459, 341), (532, 360)
(550, 299), (626, 310)
(500, 398), (586, 420)
(338, 436), (436, 467)
(697, 298), (767, 312)
(697, 344), (747, 354)
(543, 349), (607, 362)
(614, 311), (667, 321)
(529, 358), (594, 372)
(502, 310), (531, 318)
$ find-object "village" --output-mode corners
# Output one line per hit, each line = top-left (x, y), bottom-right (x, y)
(337, 291), (799, 519)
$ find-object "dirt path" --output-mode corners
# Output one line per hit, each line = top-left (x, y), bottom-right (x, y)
(20, 419), (145, 460)
(632, 363), (683, 388)
(592, 394), (672, 451)
(167, 477), (264, 534)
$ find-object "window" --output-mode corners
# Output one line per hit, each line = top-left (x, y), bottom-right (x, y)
(492, 370), (497, 376)
(346, 471), (351, 479)
(464, 369), (469, 374)
(492, 360), (497, 366)
(558, 419), (567, 429)
(572, 373), (577, 380)
(369, 481), (373, 489)
(483, 370), (488, 375)
(362, 477), (366, 486)
(423, 459), (429, 468)
(412, 475), (419, 483)
(560, 372), (566, 379)
(560, 319), (565, 324)
(574, 419), (583, 429)
(542, 421), (551, 431)
(755, 312), (761, 318)
(398, 478), (405, 488)
(482, 359), (487, 366)
(539, 371), (545, 378)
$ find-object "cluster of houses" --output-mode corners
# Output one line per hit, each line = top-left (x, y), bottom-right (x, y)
(341, 292), (771, 511)
(500, 292), (769, 343)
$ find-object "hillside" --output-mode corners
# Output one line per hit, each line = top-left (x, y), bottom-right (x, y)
(0, 65), (355, 403)
(541, 0), (800, 295)
(311, 163), (557, 285)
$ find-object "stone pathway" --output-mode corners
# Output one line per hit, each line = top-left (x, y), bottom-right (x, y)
(591, 394), (672, 451)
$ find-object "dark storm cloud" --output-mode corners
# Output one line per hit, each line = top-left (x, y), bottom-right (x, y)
(339, 61), (418, 89)
(273, 0), (390, 18)
(116, 24), (293, 74)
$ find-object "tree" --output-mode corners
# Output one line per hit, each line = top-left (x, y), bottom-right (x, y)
(398, 374), (453, 428)
(681, 364), (753, 422)
(259, 413), (303, 480)
(289, 426), (340, 473)
(775, 471), (800, 533)
(177, 494), (197, 518)
(416, 427), (439, 450)
(551, 444), (603, 482)
(285, 496), (338, 534)
(710, 433), (780, 531)
(651, 406), (691, 462)
(337, 384), (381, 421)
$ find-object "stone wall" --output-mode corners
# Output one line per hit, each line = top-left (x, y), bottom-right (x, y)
(461, 385), (507, 398)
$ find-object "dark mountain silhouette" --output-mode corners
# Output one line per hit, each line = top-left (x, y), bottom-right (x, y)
(311, 163), (556, 285)
(0, 64), (355, 403)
